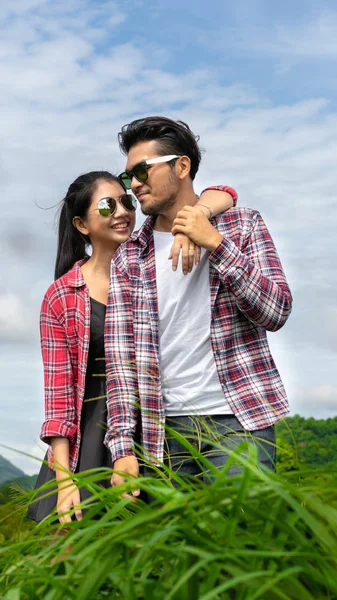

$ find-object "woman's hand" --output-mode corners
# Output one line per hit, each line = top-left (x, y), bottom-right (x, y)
(168, 232), (201, 275)
(172, 205), (223, 252)
(57, 481), (82, 524)
(111, 456), (140, 499)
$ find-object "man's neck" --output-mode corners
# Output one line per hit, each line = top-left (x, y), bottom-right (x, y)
(154, 189), (198, 232)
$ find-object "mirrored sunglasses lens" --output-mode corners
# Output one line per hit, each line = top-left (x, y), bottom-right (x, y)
(133, 164), (148, 182)
(120, 173), (132, 189)
(121, 194), (136, 212)
(98, 198), (115, 217)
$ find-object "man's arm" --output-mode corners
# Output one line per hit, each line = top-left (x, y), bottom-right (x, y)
(104, 260), (139, 463)
(104, 257), (140, 496)
(171, 207), (292, 332)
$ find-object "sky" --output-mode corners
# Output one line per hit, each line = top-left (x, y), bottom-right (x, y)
(1, 0), (336, 474)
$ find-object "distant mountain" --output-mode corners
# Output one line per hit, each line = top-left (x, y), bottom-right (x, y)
(0, 455), (25, 486)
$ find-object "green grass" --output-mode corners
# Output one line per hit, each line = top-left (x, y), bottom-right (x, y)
(1, 438), (337, 599)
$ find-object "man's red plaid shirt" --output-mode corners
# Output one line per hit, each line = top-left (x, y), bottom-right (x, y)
(104, 208), (293, 465)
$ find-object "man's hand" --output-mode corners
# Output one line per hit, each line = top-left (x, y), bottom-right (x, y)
(57, 481), (82, 524)
(171, 205), (223, 252)
(168, 233), (201, 275)
(111, 455), (140, 499)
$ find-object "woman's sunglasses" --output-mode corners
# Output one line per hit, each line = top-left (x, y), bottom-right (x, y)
(94, 194), (137, 217)
(118, 155), (181, 189)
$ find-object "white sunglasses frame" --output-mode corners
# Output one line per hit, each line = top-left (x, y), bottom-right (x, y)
(144, 154), (181, 166)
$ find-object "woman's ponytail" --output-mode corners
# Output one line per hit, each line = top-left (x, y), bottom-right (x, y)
(54, 201), (89, 280)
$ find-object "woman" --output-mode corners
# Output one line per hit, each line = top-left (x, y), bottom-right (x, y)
(27, 170), (237, 523)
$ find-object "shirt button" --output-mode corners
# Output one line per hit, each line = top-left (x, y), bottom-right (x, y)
(84, 334), (88, 339)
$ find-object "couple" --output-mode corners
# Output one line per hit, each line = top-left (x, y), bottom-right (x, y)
(28, 115), (292, 523)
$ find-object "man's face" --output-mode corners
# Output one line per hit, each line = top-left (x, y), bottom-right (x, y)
(126, 140), (181, 216)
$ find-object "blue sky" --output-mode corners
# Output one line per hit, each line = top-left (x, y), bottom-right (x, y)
(0, 0), (336, 473)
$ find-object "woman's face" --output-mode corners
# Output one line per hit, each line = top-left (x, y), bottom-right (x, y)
(82, 179), (136, 250)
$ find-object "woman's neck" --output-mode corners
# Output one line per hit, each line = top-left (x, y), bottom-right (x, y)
(81, 245), (116, 279)
(80, 245), (117, 305)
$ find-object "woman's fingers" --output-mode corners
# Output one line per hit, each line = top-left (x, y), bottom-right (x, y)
(168, 236), (181, 272)
(195, 244), (201, 266)
(59, 513), (72, 524)
(187, 242), (196, 272)
(169, 233), (201, 274)
(57, 484), (82, 523)
(74, 507), (83, 521)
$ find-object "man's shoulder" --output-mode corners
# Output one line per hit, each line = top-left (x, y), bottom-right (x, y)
(112, 218), (153, 271)
(114, 234), (142, 260)
(214, 206), (260, 223)
(213, 207), (262, 233)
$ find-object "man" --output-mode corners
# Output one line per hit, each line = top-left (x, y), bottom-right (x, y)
(104, 116), (292, 496)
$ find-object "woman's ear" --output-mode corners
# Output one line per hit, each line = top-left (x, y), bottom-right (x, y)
(72, 216), (89, 236)
(177, 155), (191, 181)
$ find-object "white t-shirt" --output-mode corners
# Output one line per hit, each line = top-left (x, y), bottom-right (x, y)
(153, 230), (232, 416)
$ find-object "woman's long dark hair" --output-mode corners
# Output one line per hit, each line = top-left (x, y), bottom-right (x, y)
(54, 171), (122, 280)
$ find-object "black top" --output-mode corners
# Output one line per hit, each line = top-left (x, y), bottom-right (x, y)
(84, 298), (106, 397)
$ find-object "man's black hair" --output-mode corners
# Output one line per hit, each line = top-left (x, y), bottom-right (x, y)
(118, 116), (202, 180)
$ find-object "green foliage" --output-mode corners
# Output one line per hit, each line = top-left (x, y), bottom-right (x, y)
(0, 475), (38, 542)
(0, 442), (337, 599)
(276, 415), (337, 472)
(0, 475), (37, 504)
(2, 417), (337, 598)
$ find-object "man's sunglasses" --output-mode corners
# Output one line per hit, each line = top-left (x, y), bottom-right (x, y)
(93, 194), (137, 217)
(119, 155), (181, 189)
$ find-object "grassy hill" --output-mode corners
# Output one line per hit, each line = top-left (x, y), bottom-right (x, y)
(0, 455), (25, 486)
(0, 456), (37, 507)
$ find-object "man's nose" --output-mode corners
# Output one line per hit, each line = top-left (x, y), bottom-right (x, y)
(131, 176), (143, 195)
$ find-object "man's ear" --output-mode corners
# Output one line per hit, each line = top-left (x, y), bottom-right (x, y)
(177, 155), (191, 180)
(72, 216), (89, 236)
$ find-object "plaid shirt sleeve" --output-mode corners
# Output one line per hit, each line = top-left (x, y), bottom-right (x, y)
(39, 294), (78, 444)
(209, 210), (292, 331)
(104, 257), (139, 463)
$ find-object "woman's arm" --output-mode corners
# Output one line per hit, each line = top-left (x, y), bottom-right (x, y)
(196, 185), (238, 217)
(40, 294), (78, 444)
(51, 437), (82, 523)
(39, 292), (81, 522)
(169, 185), (238, 274)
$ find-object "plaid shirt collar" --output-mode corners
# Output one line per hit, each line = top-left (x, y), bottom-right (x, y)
(129, 216), (156, 253)
(65, 259), (88, 288)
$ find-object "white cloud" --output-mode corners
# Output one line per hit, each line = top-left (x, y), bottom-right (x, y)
(224, 10), (337, 60)
(290, 384), (337, 418)
(0, 294), (38, 342)
(272, 12), (337, 58)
